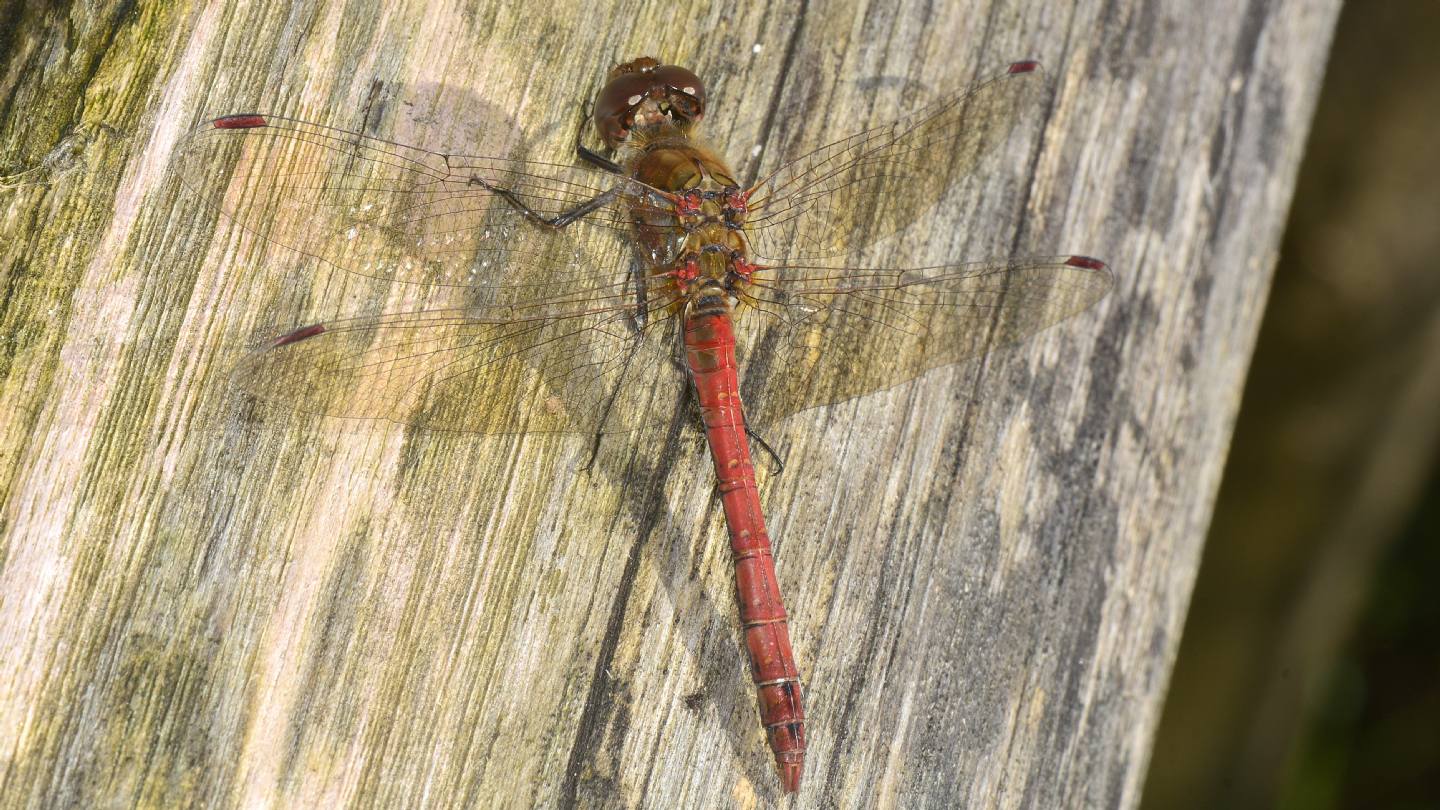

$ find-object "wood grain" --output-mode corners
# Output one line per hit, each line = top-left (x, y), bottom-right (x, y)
(0, 0), (1340, 807)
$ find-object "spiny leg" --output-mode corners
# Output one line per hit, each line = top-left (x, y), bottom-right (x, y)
(675, 345), (780, 472)
(578, 144), (623, 174)
(581, 334), (651, 474)
(471, 177), (619, 229)
(583, 259), (658, 473)
(745, 424), (786, 475)
(574, 100), (624, 174)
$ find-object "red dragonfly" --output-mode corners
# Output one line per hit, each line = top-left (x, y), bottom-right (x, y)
(174, 56), (1111, 793)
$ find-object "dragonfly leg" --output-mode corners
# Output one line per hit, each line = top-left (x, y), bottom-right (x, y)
(577, 143), (623, 174)
(581, 332), (652, 473)
(474, 179), (619, 229)
(574, 100), (625, 174)
(626, 258), (651, 335)
(745, 424), (786, 475)
(580, 428), (605, 474)
(686, 335), (782, 472)
(677, 356), (784, 473)
(581, 380), (623, 473)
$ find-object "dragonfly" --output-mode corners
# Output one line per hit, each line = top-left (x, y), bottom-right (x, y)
(173, 56), (1112, 794)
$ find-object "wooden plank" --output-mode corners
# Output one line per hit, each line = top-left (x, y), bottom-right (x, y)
(0, 0), (1340, 807)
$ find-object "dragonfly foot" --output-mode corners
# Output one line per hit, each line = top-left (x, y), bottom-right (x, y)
(746, 425), (785, 475)
(581, 435), (604, 473)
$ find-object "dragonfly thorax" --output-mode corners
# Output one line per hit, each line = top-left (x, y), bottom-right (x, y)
(620, 134), (760, 309)
(665, 238), (758, 300)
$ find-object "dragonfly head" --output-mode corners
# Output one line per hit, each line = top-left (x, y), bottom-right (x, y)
(595, 57), (706, 148)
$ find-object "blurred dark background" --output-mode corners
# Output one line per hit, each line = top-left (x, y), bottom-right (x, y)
(1142, 1), (1440, 808)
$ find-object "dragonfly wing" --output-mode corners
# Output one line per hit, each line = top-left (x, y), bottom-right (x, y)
(230, 301), (685, 435)
(173, 114), (671, 296)
(735, 255), (1113, 428)
(744, 61), (1046, 261)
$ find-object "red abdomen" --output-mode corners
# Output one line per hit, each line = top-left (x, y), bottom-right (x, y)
(683, 310), (805, 793)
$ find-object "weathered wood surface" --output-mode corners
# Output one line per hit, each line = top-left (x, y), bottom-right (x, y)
(0, 1), (1339, 808)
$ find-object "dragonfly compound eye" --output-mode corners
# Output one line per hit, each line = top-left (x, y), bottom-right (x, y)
(594, 70), (656, 147)
(651, 65), (706, 121)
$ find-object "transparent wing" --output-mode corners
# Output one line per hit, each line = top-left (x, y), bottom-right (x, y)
(172, 114), (680, 295)
(230, 297), (687, 435)
(744, 61), (1046, 261)
(734, 255), (1113, 427)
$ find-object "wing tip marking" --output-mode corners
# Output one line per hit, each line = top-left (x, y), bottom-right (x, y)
(1064, 255), (1108, 271)
(213, 114), (268, 129)
(271, 323), (327, 348)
